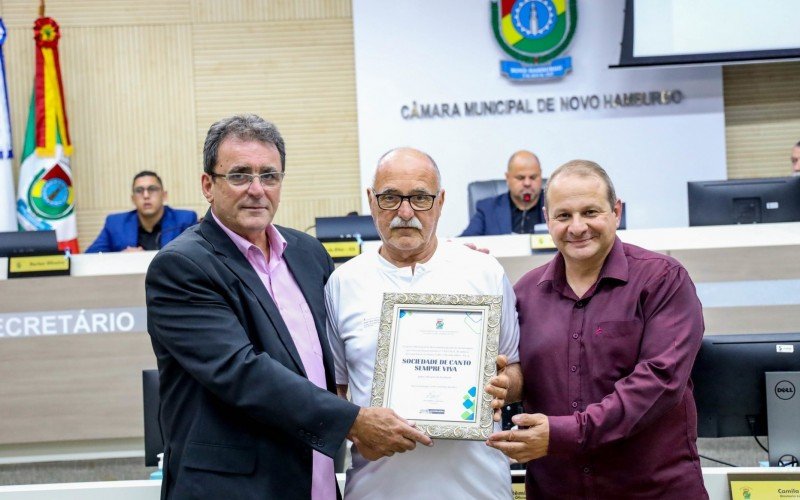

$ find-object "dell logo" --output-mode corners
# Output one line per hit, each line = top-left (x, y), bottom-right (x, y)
(775, 380), (796, 400)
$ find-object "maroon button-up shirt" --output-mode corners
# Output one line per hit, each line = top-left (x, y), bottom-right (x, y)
(515, 237), (708, 499)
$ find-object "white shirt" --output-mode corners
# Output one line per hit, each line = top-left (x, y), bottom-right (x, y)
(325, 241), (520, 500)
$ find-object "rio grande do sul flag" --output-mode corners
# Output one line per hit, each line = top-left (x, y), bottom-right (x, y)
(16, 16), (78, 252)
(0, 19), (15, 232)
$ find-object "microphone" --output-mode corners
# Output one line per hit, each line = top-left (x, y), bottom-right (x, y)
(523, 193), (531, 203)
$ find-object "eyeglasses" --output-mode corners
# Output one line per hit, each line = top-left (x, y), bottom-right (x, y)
(210, 171), (285, 188)
(132, 185), (162, 196)
(374, 192), (437, 211)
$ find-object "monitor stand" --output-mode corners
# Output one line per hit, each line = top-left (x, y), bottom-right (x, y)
(766, 371), (800, 466)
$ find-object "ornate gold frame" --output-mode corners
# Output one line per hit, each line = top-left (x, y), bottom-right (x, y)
(369, 292), (502, 440)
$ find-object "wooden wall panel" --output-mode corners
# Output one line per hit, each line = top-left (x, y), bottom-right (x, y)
(0, 1), (359, 250)
(191, 0), (351, 23)
(0, 0), (191, 28)
(1, 21), (201, 248)
(193, 18), (360, 230)
(723, 61), (800, 179)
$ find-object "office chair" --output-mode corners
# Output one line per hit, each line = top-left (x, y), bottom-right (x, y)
(467, 179), (508, 220)
(466, 178), (550, 221)
(142, 369), (164, 467)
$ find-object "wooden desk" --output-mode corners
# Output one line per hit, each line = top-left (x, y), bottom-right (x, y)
(0, 253), (155, 453)
(1, 223), (799, 455)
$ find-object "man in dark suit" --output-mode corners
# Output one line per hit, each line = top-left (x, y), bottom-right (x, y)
(146, 114), (431, 500)
(461, 150), (544, 236)
(85, 171), (197, 253)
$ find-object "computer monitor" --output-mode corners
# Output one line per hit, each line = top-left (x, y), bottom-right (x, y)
(315, 215), (380, 241)
(0, 230), (60, 257)
(687, 176), (800, 226)
(691, 333), (800, 438)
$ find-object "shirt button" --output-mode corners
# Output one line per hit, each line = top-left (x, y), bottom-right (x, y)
(572, 333), (579, 340)
(575, 300), (585, 309)
(572, 401), (578, 408)
(571, 365), (577, 372)
(583, 467), (591, 474)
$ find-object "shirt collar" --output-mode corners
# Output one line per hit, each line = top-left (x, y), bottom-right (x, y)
(599, 236), (629, 283)
(538, 236), (629, 290)
(210, 210), (287, 261)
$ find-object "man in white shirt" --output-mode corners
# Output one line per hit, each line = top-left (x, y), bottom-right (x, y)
(325, 147), (521, 499)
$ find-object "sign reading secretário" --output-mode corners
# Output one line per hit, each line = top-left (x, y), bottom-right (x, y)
(729, 473), (800, 500)
(0, 307), (147, 338)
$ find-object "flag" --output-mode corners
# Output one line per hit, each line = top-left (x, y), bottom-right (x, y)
(16, 16), (78, 252)
(0, 19), (15, 232)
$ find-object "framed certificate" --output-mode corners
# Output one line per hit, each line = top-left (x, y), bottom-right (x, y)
(370, 292), (502, 440)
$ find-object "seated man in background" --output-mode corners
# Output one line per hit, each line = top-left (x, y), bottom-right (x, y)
(86, 170), (197, 253)
(326, 147), (521, 499)
(792, 140), (800, 176)
(461, 150), (544, 236)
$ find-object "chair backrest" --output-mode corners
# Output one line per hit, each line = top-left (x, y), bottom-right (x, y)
(467, 179), (508, 219)
(142, 369), (164, 467)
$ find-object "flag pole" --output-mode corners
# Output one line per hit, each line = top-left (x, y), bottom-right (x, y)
(39, 0), (45, 18)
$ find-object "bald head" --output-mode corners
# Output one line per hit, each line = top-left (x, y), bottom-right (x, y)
(505, 150), (543, 209)
(544, 159), (617, 211)
(374, 147), (441, 191)
(507, 150), (540, 172)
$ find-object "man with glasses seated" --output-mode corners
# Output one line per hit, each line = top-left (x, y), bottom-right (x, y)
(85, 170), (197, 253)
(325, 147), (521, 499)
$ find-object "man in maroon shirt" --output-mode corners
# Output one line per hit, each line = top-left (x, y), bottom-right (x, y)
(486, 160), (708, 499)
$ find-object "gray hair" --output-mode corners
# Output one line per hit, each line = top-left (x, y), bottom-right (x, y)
(544, 159), (617, 211)
(373, 147), (442, 191)
(203, 114), (286, 174)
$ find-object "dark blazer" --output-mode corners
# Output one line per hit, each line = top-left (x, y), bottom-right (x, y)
(145, 211), (359, 500)
(86, 206), (197, 253)
(461, 192), (544, 236)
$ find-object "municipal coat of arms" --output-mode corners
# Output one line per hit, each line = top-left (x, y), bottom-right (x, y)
(491, 0), (578, 80)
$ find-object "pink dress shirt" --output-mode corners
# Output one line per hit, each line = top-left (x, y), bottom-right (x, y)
(212, 212), (335, 500)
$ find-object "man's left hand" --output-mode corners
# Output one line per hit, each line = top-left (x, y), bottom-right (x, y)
(485, 356), (523, 422)
(485, 355), (510, 422)
(485, 413), (549, 463)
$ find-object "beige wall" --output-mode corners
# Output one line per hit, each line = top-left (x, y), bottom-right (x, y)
(1, 0), (361, 250)
(723, 61), (800, 179)
(1, 1), (797, 250)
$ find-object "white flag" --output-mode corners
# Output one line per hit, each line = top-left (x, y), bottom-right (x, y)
(0, 19), (15, 232)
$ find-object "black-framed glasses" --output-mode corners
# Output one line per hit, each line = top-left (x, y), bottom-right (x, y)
(132, 185), (162, 196)
(374, 192), (437, 211)
(210, 171), (285, 188)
